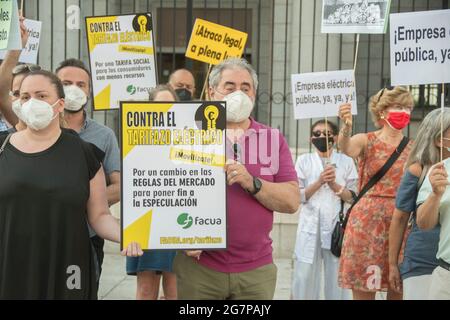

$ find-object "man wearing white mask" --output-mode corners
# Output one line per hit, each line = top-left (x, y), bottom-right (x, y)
(55, 59), (121, 287)
(173, 58), (300, 300)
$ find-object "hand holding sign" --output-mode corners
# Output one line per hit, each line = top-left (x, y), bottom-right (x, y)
(339, 103), (353, 127)
(18, 15), (28, 48)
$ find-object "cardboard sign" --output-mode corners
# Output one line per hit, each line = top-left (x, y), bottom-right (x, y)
(0, 19), (41, 64)
(185, 18), (248, 65)
(0, 0), (21, 50)
(291, 70), (357, 119)
(120, 101), (227, 250)
(85, 13), (157, 110)
(390, 9), (450, 86)
(321, 0), (391, 34)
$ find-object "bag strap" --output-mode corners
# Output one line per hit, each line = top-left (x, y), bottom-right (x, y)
(0, 133), (12, 156)
(409, 164), (430, 225)
(342, 135), (409, 229)
(339, 190), (357, 222)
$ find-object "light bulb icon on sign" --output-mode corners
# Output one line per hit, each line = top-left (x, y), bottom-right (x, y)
(204, 105), (219, 130)
(138, 16), (147, 32)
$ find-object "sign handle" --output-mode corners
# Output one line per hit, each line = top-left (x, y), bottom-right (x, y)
(325, 116), (330, 162)
(200, 64), (213, 100)
(353, 33), (360, 72)
(441, 83), (445, 162)
(345, 33), (360, 127)
(20, 0), (24, 13)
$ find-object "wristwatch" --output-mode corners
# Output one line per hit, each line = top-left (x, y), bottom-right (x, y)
(250, 177), (262, 195)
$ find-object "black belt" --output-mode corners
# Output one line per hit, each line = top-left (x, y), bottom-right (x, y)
(438, 259), (450, 271)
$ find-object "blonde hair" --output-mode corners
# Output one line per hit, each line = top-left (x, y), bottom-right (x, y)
(369, 86), (414, 128)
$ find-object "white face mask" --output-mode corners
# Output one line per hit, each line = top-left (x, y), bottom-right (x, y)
(20, 98), (59, 130)
(12, 99), (25, 122)
(64, 85), (87, 111)
(223, 90), (254, 123)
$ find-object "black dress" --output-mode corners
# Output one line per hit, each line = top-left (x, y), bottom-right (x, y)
(0, 130), (101, 299)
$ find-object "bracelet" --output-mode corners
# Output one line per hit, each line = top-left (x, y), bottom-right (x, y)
(335, 185), (345, 196)
(340, 127), (351, 137)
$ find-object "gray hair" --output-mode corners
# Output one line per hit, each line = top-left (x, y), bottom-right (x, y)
(209, 58), (258, 91)
(406, 107), (450, 168)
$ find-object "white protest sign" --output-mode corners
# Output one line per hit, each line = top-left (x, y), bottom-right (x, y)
(120, 101), (227, 250)
(291, 70), (357, 120)
(0, 0), (21, 50)
(86, 14), (158, 110)
(321, 0), (391, 34)
(0, 19), (41, 63)
(390, 9), (450, 86)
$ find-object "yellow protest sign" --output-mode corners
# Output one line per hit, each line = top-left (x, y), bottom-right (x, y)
(120, 101), (227, 250)
(185, 18), (248, 65)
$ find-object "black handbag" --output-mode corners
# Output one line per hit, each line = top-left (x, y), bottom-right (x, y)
(330, 136), (410, 258)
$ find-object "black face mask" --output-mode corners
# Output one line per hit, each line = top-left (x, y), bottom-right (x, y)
(175, 88), (192, 101)
(311, 137), (334, 153)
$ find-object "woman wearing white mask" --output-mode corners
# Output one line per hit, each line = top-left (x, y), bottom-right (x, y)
(0, 70), (142, 299)
(292, 119), (357, 300)
(0, 15), (29, 133)
(337, 86), (414, 300)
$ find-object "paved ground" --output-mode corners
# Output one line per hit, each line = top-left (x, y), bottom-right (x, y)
(98, 241), (293, 300)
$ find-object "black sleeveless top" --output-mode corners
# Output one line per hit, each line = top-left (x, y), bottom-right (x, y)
(0, 130), (101, 299)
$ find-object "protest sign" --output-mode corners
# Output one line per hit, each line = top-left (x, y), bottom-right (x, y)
(85, 13), (157, 110)
(121, 101), (227, 250)
(291, 70), (357, 119)
(321, 0), (391, 34)
(0, 0), (21, 50)
(185, 18), (248, 65)
(390, 9), (450, 86)
(0, 19), (41, 63)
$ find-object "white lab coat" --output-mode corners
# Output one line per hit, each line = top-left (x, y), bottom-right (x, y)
(291, 150), (357, 300)
(293, 151), (358, 264)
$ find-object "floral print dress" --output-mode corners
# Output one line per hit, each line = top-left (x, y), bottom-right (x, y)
(338, 132), (412, 292)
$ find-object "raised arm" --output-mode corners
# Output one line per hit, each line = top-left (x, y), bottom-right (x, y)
(0, 17), (29, 126)
(337, 103), (367, 159)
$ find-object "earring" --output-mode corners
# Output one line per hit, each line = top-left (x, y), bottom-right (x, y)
(380, 114), (385, 119)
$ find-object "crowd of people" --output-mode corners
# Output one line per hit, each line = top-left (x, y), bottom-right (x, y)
(0, 15), (449, 301)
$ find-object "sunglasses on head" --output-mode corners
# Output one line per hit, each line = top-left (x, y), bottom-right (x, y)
(312, 130), (333, 138)
(377, 86), (395, 103)
(12, 64), (41, 76)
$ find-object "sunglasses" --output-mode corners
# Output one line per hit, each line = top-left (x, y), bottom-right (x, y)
(12, 64), (41, 76)
(312, 130), (333, 138)
(377, 86), (395, 103)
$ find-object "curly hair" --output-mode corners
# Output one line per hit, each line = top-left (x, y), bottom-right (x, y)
(369, 86), (414, 128)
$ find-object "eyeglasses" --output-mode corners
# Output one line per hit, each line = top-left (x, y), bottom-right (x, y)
(377, 86), (395, 103)
(12, 64), (41, 76)
(312, 130), (333, 138)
